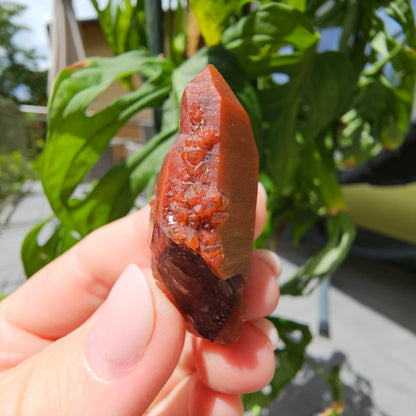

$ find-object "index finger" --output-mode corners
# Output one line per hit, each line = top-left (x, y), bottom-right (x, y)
(1, 184), (267, 341)
(1, 206), (152, 340)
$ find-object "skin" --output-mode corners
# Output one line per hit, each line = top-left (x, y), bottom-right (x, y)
(0, 184), (281, 415)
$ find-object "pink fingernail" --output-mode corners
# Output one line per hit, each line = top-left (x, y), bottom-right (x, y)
(87, 264), (154, 379)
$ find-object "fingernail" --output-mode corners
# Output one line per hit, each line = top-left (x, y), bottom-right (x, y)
(87, 264), (154, 379)
(258, 182), (268, 204)
(253, 249), (282, 278)
(251, 319), (279, 350)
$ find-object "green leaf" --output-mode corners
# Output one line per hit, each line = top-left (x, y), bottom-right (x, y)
(243, 317), (312, 410)
(23, 125), (177, 269)
(128, 127), (177, 198)
(338, 0), (360, 53)
(42, 50), (173, 234)
(336, 18), (416, 161)
(307, 0), (346, 28)
(189, 0), (247, 46)
(222, 2), (319, 77)
(301, 51), (356, 142)
(256, 47), (314, 196)
(264, 103), (299, 194)
(91, 0), (147, 88)
(365, 31), (406, 78)
(61, 86), (179, 236)
(279, 0), (306, 12)
(275, 51), (355, 216)
(336, 109), (382, 168)
(282, 51), (356, 213)
(21, 215), (80, 278)
(280, 212), (356, 296)
(296, 133), (346, 215)
(159, 90), (180, 134)
(68, 125), (177, 236)
(91, 0), (147, 55)
(381, 0), (416, 48)
(356, 77), (411, 150)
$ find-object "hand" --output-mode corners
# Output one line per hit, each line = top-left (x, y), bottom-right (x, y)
(0, 184), (281, 415)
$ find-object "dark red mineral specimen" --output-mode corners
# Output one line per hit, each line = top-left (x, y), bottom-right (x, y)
(149, 65), (258, 345)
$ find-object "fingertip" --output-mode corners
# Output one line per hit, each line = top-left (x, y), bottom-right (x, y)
(252, 249), (282, 279)
(84, 267), (185, 414)
(86, 264), (154, 380)
(189, 378), (244, 416)
(245, 251), (281, 321)
(258, 182), (267, 205)
(254, 183), (267, 239)
(250, 318), (279, 350)
(193, 323), (276, 395)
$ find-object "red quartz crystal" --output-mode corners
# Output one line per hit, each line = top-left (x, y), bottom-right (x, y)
(149, 65), (258, 345)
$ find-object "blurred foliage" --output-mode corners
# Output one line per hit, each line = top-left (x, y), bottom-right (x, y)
(0, 150), (39, 207)
(0, 2), (47, 105)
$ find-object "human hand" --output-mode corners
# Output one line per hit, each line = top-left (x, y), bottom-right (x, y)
(0, 184), (281, 415)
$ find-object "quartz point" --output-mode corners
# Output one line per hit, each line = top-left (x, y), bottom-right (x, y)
(149, 65), (258, 345)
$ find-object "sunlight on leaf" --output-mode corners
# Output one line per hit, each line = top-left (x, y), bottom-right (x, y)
(190, 0), (247, 46)
(280, 212), (356, 296)
(222, 2), (319, 77)
(21, 215), (80, 277)
(42, 50), (173, 233)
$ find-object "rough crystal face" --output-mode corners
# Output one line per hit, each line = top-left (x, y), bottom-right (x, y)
(149, 65), (258, 345)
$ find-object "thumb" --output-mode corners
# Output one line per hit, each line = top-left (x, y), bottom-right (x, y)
(0, 264), (185, 415)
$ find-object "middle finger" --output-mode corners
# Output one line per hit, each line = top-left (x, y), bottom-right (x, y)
(244, 249), (281, 321)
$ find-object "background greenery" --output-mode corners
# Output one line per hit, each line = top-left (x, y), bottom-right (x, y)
(0, 3), (47, 105)
(14, 0), (416, 414)
(0, 3), (47, 207)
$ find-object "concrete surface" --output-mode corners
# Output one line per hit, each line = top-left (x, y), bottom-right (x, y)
(1, 181), (415, 415)
(0, 181), (52, 294)
(269, 240), (416, 415)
